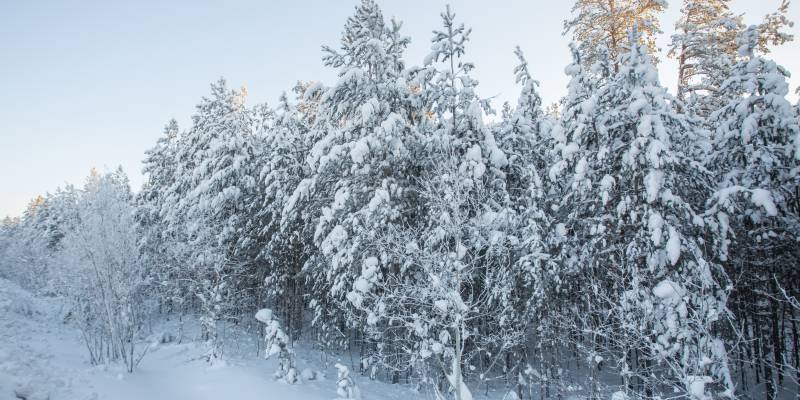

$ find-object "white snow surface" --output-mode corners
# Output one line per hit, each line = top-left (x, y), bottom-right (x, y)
(666, 226), (682, 266)
(750, 188), (778, 216)
(653, 279), (680, 302)
(0, 278), (413, 400)
(255, 308), (273, 323)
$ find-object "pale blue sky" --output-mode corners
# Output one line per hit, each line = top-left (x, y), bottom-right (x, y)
(1, 0), (798, 217)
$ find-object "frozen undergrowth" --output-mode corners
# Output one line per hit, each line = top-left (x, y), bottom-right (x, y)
(0, 277), (418, 400)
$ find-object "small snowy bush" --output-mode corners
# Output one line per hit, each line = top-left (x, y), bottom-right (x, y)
(335, 363), (360, 399)
(256, 308), (297, 384)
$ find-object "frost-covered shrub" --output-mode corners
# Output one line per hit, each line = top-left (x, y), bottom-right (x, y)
(256, 308), (296, 384)
(335, 363), (360, 399)
(57, 169), (148, 373)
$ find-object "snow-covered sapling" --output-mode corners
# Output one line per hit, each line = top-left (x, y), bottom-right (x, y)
(335, 363), (360, 400)
(256, 308), (297, 384)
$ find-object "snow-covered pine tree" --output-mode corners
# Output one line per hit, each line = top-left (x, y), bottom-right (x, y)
(231, 100), (279, 320)
(424, 6), (535, 393)
(418, 4), (513, 223)
(162, 78), (257, 364)
(421, 4), (494, 154)
(494, 46), (558, 391)
(346, 6), (527, 397)
(547, 41), (608, 193)
(249, 88), (314, 341)
(256, 308), (297, 383)
(536, 41), (613, 399)
(283, 0), (421, 355)
(555, 26), (733, 399)
(35, 194), (64, 253)
(140, 119), (179, 212)
(706, 25), (800, 400)
(421, 5), (529, 391)
(1, 197), (50, 287)
(27, 187), (77, 254)
(0, 217), (15, 266)
(668, 0), (741, 116)
(564, 0), (666, 72)
(757, 0), (795, 54)
(0, 187), (79, 291)
(0, 218), (20, 282)
(137, 119), (184, 314)
(496, 46), (550, 208)
(335, 363), (360, 399)
(350, 157), (517, 400)
(669, 0), (794, 118)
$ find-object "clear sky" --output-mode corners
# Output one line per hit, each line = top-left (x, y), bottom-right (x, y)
(1, 0), (798, 218)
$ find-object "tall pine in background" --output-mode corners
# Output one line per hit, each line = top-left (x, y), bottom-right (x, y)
(564, 0), (666, 72)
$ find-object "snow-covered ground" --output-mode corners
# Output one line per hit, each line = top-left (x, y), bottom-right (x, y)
(0, 278), (421, 400)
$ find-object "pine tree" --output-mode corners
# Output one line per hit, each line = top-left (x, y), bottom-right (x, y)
(555, 26), (733, 398)
(669, 0), (794, 116)
(539, 41), (611, 399)
(757, 0), (795, 54)
(163, 78), (257, 363)
(283, 0), (422, 353)
(137, 119), (182, 313)
(668, 0), (741, 114)
(495, 46), (558, 389)
(564, 0), (666, 72)
(350, 158), (514, 400)
(346, 7), (526, 397)
(422, 5), (493, 153)
(708, 24), (800, 262)
(707, 25), (800, 400)
(251, 88), (313, 341)
(256, 308), (297, 383)
(547, 42), (606, 189)
(497, 46), (549, 205)
(2, 188), (78, 290)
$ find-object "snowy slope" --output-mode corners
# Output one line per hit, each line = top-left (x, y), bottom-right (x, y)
(0, 278), (416, 400)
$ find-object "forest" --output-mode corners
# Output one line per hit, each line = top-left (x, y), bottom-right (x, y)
(1, 1), (799, 399)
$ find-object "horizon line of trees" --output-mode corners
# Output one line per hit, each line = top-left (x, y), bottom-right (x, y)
(2, 1), (800, 399)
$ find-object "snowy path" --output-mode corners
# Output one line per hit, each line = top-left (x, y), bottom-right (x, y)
(0, 278), (415, 400)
